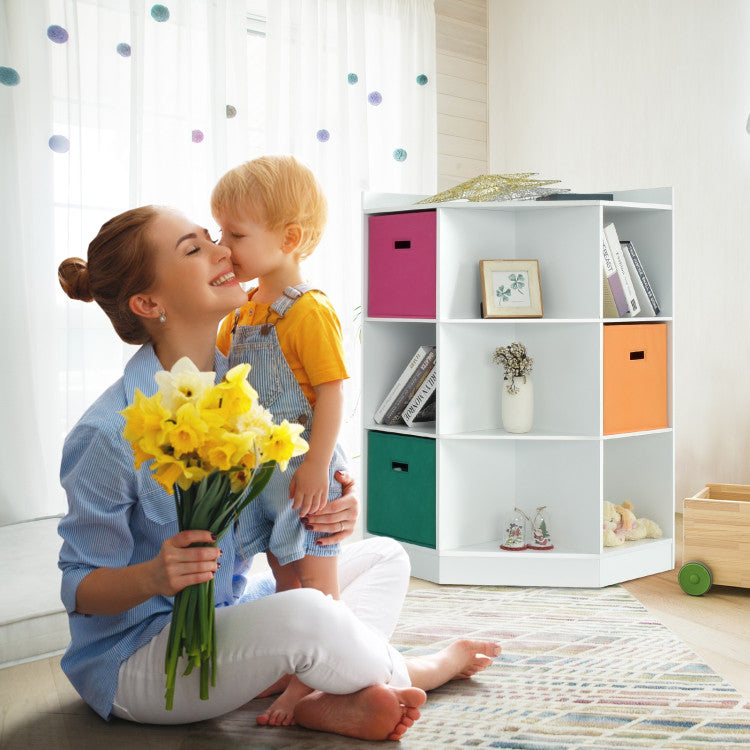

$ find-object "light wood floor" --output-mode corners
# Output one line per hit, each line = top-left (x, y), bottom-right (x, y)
(1, 514), (748, 748)
(621, 513), (750, 697)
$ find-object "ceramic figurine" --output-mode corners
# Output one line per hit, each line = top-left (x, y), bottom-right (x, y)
(501, 507), (529, 550)
(529, 505), (554, 550)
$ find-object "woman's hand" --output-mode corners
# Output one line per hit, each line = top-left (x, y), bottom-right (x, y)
(75, 529), (221, 615)
(301, 469), (359, 546)
(152, 530), (222, 597)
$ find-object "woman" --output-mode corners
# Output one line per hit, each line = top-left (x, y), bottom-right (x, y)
(57, 205), (499, 740)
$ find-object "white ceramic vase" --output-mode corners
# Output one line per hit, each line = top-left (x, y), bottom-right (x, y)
(501, 376), (533, 434)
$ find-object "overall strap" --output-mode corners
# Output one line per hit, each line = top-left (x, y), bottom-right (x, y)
(269, 283), (316, 318)
(230, 307), (242, 335)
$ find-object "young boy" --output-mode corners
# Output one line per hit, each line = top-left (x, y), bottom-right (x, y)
(212, 156), (349, 725)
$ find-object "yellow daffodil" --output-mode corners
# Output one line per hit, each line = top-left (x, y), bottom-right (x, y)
(165, 402), (211, 455)
(210, 363), (258, 415)
(121, 389), (170, 445)
(151, 454), (190, 493)
(203, 431), (257, 472)
(175, 462), (210, 491)
(129, 440), (155, 470)
(135, 430), (171, 463)
(260, 420), (308, 471)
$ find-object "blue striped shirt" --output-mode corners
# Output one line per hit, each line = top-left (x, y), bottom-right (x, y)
(58, 344), (259, 719)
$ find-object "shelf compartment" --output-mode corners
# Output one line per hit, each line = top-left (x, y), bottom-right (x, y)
(436, 438), (601, 555)
(438, 321), (601, 435)
(437, 204), (602, 320)
(603, 207), (673, 318)
(603, 431), (674, 538)
(362, 320), (436, 426)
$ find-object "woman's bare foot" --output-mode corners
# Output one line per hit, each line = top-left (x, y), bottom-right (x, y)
(256, 674), (292, 699)
(257, 675), (313, 726)
(405, 639), (501, 692)
(293, 684), (426, 741)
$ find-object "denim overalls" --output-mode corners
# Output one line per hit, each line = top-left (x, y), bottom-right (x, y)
(228, 284), (347, 565)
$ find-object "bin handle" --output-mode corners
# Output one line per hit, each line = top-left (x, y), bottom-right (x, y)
(394, 240), (411, 250)
(630, 350), (645, 360)
(391, 461), (409, 472)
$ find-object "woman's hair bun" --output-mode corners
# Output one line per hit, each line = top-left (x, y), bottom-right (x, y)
(58, 257), (94, 302)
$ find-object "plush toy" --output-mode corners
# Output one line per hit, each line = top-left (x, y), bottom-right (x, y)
(602, 500), (662, 547)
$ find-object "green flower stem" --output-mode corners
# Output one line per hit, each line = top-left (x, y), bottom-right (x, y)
(164, 464), (277, 710)
(164, 585), (191, 710)
(209, 577), (217, 687)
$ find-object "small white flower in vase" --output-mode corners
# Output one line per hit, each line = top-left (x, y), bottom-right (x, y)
(492, 341), (534, 434)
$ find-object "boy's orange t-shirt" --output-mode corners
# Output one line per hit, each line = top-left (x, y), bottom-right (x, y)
(217, 289), (349, 407)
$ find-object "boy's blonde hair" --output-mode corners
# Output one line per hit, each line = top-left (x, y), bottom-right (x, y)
(211, 155), (327, 259)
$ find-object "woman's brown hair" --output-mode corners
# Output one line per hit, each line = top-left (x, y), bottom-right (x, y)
(58, 206), (159, 344)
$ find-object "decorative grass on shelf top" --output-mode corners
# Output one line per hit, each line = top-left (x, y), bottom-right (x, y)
(492, 342), (534, 394)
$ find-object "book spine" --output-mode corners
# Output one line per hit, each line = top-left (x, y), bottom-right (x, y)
(601, 267), (619, 318)
(381, 347), (437, 425)
(621, 240), (661, 315)
(601, 237), (629, 316)
(410, 390), (436, 424)
(605, 223), (640, 316)
(402, 365), (437, 426)
(374, 345), (431, 423)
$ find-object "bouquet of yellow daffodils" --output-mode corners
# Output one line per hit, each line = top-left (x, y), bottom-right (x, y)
(121, 357), (308, 710)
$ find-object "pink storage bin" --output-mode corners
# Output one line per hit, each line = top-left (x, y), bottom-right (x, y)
(368, 211), (436, 318)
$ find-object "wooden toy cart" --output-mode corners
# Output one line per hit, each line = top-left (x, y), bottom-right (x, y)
(679, 483), (750, 595)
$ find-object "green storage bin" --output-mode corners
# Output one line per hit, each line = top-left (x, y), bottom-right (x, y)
(366, 431), (436, 548)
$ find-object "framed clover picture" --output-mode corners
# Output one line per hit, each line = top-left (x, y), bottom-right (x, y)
(480, 259), (543, 318)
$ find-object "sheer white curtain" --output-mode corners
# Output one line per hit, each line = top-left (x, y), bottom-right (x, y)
(1, 1), (59, 524)
(263, 0), (437, 473)
(0, 0), (435, 525)
(0, 0), (250, 524)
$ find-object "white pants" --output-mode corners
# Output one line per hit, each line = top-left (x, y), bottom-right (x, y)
(112, 537), (411, 724)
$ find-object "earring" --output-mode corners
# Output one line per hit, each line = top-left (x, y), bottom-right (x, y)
(158, 310), (167, 324)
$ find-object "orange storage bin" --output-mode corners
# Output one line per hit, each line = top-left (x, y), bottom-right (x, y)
(603, 323), (668, 435)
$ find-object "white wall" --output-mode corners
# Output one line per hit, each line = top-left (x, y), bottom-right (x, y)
(488, 0), (750, 506)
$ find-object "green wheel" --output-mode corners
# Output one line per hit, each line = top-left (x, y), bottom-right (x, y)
(678, 561), (712, 596)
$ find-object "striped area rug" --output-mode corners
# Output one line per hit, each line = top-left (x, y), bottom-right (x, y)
(191, 584), (749, 749)
(387, 585), (750, 749)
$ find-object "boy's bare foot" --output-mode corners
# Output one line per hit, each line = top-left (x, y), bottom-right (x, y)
(256, 675), (313, 726)
(293, 684), (426, 741)
(405, 639), (501, 692)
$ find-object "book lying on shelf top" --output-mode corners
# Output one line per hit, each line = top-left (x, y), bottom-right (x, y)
(374, 345), (436, 425)
(539, 192), (614, 201)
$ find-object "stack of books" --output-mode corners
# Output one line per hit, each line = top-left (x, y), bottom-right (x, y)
(602, 222), (661, 318)
(374, 345), (437, 427)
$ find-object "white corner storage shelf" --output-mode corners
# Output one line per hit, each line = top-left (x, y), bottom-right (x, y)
(362, 188), (674, 587)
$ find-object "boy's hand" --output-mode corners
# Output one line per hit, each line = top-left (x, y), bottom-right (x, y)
(289, 459), (329, 516)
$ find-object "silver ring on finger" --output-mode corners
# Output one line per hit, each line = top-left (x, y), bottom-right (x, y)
(339, 521), (344, 532)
